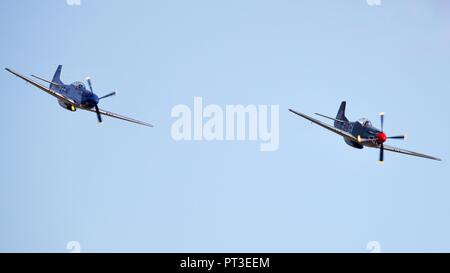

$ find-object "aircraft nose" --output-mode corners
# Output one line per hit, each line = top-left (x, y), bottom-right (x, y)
(83, 94), (99, 108)
(376, 132), (387, 144)
(90, 94), (99, 105)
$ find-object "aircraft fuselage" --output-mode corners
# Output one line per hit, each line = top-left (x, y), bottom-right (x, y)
(335, 118), (386, 149)
(54, 82), (99, 111)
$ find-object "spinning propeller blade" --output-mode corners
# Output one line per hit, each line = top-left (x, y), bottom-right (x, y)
(86, 77), (94, 93)
(388, 135), (406, 140)
(99, 92), (116, 100)
(95, 105), (102, 123)
(380, 112), (384, 132)
(379, 144), (384, 163)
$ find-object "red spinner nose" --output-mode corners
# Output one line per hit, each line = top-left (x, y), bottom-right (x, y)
(377, 132), (387, 144)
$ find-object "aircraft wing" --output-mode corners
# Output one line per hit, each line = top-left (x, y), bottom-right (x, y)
(379, 144), (442, 161)
(289, 109), (358, 142)
(5, 68), (75, 105)
(83, 107), (153, 127)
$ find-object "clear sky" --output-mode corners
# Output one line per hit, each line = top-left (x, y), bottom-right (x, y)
(0, 0), (449, 252)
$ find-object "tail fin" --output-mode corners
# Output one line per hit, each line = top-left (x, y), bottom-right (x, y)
(50, 65), (63, 89)
(335, 101), (349, 128)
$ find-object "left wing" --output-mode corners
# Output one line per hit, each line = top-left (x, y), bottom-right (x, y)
(289, 109), (358, 142)
(5, 68), (75, 105)
(376, 144), (441, 161)
(83, 107), (153, 127)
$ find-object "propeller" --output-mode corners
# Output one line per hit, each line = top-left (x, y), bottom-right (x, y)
(358, 113), (407, 163)
(85, 76), (102, 123)
(85, 77), (117, 124)
(378, 113), (385, 163)
(376, 112), (406, 163)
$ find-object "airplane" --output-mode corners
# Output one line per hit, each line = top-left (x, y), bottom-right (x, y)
(5, 66), (153, 127)
(289, 102), (441, 162)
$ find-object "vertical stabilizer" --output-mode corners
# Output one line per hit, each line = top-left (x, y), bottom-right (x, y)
(50, 65), (63, 89)
(335, 101), (349, 128)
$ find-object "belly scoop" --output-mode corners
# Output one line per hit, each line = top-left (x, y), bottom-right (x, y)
(58, 99), (76, 111)
(344, 139), (363, 149)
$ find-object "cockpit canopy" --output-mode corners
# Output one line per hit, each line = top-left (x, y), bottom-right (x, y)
(357, 118), (372, 128)
(72, 81), (86, 89)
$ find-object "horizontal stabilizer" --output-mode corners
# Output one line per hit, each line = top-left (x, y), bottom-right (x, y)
(31, 75), (62, 87)
(314, 113), (347, 123)
(289, 108), (358, 142)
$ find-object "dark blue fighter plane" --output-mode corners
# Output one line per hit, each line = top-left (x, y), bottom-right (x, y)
(5, 66), (152, 127)
(289, 102), (441, 162)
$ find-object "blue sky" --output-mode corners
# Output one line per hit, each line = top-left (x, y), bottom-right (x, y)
(0, 0), (449, 252)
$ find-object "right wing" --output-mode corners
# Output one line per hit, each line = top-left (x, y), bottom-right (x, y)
(289, 109), (358, 142)
(382, 144), (442, 161)
(5, 68), (75, 105)
(83, 107), (153, 127)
